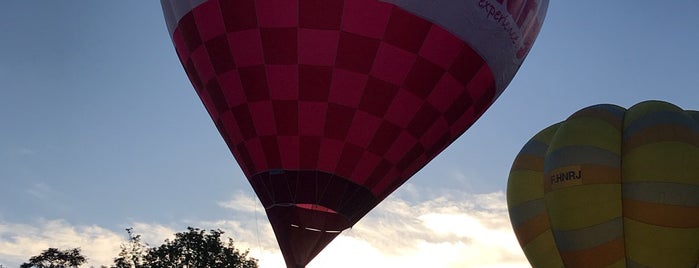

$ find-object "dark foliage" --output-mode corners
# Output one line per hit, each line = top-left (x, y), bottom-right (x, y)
(23, 227), (258, 268)
(113, 227), (258, 268)
(20, 248), (87, 268)
(112, 228), (148, 268)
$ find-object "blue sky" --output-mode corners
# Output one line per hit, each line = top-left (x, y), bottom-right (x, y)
(1, 1), (698, 267)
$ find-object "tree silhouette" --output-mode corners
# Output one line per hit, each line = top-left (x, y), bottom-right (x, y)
(20, 248), (87, 268)
(22, 227), (258, 268)
(112, 227), (258, 268)
(112, 228), (148, 268)
(142, 227), (258, 268)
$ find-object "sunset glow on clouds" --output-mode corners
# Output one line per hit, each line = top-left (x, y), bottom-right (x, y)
(0, 187), (527, 268)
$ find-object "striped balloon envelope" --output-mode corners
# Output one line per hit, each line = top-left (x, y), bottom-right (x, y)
(507, 100), (699, 267)
(161, 0), (548, 266)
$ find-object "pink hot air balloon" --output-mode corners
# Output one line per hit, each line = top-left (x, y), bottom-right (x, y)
(161, 0), (548, 267)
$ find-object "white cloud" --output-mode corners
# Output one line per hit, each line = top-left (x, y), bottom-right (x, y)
(0, 219), (123, 267)
(217, 189), (529, 268)
(0, 190), (529, 268)
(0, 221), (189, 267)
(217, 191), (262, 213)
(304, 191), (528, 268)
(128, 222), (177, 246)
(25, 182), (55, 200)
(18, 148), (35, 155)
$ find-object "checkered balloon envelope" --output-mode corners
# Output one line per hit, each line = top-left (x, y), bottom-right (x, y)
(161, 0), (548, 267)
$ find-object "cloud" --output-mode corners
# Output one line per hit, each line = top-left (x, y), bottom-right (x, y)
(25, 182), (55, 200)
(0, 219), (123, 267)
(18, 148), (35, 155)
(0, 190), (529, 268)
(128, 222), (177, 246)
(305, 191), (528, 268)
(0, 220), (188, 267)
(218, 188), (529, 268)
(217, 191), (262, 213)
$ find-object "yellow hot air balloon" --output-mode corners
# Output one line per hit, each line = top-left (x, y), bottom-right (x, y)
(507, 100), (699, 267)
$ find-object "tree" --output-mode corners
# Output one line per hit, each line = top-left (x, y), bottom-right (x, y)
(20, 247), (87, 268)
(21, 227), (258, 268)
(142, 227), (257, 268)
(112, 227), (258, 268)
(112, 228), (148, 268)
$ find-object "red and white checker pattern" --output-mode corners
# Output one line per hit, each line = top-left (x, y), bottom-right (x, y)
(382, 0), (548, 96)
(162, 0), (548, 266)
(164, 0), (549, 96)
(165, 0), (496, 199)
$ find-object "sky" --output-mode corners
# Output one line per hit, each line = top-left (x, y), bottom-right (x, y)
(1, 1), (699, 267)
